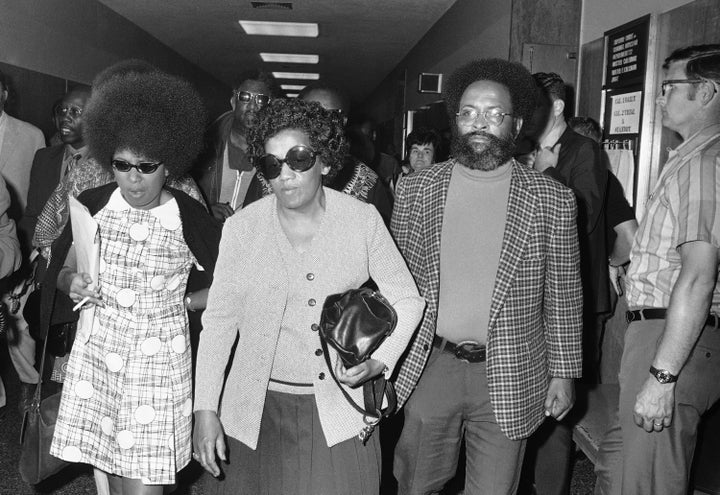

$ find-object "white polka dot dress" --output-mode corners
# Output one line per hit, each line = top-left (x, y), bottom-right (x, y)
(51, 190), (195, 485)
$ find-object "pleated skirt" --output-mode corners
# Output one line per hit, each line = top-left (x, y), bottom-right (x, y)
(208, 390), (381, 495)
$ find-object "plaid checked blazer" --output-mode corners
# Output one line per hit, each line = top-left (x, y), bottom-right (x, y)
(391, 160), (583, 440)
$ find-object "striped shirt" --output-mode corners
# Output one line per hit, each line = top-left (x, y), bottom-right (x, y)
(625, 124), (720, 312)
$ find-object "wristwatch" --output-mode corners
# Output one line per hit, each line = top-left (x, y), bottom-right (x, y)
(184, 293), (195, 312)
(649, 366), (678, 384)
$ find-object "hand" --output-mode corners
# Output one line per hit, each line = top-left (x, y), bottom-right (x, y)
(66, 272), (103, 308)
(608, 264), (625, 297)
(633, 376), (675, 432)
(544, 377), (575, 420)
(534, 143), (561, 172)
(210, 202), (234, 221)
(334, 358), (386, 388)
(192, 410), (227, 477)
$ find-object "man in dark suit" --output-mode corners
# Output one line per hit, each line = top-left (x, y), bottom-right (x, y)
(21, 86), (90, 250)
(391, 59), (583, 495)
(520, 73), (609, 495)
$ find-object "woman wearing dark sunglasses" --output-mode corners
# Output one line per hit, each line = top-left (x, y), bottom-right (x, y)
(193, 98), (424, 494)
(39, 70), (221, 494)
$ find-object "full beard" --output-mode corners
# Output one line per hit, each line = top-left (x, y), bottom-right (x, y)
(451, 131), (515, 171)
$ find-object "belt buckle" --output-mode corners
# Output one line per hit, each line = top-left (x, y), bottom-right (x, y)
(626, 310), (640, 324)
(454, 340), (484, 363)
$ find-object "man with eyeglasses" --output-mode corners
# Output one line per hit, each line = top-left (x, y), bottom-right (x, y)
(22, 86), (91, 250)
(196, 70), (280, 221)
(391, 59), (583, 494)
(594, 44), (720, 495)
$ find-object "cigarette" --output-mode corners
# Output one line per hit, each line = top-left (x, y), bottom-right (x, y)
(72, 296), (91, 312)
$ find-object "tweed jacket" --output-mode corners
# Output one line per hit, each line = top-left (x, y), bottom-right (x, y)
(194, 188), (425, 449)
(0, 113), (45, 221)
(391, 159), (583, 441)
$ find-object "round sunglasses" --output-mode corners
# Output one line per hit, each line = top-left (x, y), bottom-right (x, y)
(111, 158), (163, 174)
(257, 145), (317, 180)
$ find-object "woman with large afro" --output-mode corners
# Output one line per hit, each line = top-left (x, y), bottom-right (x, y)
(192, 97), (424, 494)
(42, 68), (221, 493)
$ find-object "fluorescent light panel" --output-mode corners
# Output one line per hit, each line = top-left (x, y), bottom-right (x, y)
(261, 53), (318, 64)
(272, 72), (319, 80)
(239, 20), (318, 37)
(286, 93), (299, 98)
(281, 84), (306, 91)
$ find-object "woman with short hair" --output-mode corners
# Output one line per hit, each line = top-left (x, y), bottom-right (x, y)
(193, 98), (424, 495)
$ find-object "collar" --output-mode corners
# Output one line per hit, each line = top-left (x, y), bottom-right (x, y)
(667, 123), (720, 163)
(105, 187), (181, 230)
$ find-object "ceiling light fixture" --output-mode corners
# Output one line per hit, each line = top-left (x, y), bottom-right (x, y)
(260, 53), (319, 64)
(286, 93), (299, 98)
(239, 20), (318, 37)
(281, 84), (306, 91)
(272, 72), (320, 80)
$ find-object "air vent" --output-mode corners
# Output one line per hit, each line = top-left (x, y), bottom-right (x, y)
(251, 2), (293, 9)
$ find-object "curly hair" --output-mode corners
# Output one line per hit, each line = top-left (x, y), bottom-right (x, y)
(406, 127), (441, 153)
(444, 59), (537, 126)
(83, 70), (206, 179)
(247, 98), (347, 183)
(92, 59), (159, 92)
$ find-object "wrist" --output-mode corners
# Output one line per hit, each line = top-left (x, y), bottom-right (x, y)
(649, 365), (678, 384)
(185, 292), (196, 312)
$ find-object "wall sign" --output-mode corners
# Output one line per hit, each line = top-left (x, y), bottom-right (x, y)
(605, 16), (649, 89)
(609, 91), (642, 134)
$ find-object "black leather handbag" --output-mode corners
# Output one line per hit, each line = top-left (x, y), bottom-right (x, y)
(319, 287), (398, 443)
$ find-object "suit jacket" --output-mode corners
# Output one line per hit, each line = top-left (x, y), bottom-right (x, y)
(544, 127), (609, 314)
(0, 114), (45, 221)
(391, 160), (583, 440)
(19, 144), (64, 250)
(194, 111), (253, 206)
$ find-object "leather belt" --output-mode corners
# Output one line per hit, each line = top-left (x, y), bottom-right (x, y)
(626, 308), (720, 328)
(433, 336), (486, 363)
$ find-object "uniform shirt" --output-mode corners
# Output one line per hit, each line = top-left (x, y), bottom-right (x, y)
(626, 124), (720, 313)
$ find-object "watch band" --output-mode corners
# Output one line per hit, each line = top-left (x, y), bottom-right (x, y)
(649, 365), (678, 384)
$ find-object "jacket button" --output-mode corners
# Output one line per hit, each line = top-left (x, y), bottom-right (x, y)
(318, 372), (325, 380)
(423, 344), (429, 351)
(315, 349), (323, 356)
(306, 273), (315, 281)
(311, 323), (319, 332)
(308, 298), (316, 306)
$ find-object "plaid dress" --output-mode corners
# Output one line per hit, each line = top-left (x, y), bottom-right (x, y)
(50, 189), (195, 485)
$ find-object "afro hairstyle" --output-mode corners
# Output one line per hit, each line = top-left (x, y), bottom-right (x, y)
(247, 98), (347, 184)
(92, 59), (159, 93)
(444, 58), (537, 127)
(83, 70), (206, 179)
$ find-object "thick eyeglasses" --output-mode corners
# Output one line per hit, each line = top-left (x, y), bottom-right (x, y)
(456, 107), (512, 127)
(55, 106), (83, 119)
(257, 145), (317, 180)
(659, 78), (720, 96)
(111, 159), (163, 174)
(234, 91), (270, 107)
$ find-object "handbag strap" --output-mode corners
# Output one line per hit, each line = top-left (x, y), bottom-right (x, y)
(319, 334), (395, 421)
(30, 309), (51, 406)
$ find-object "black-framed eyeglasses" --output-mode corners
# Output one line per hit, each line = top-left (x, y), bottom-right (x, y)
(257, 145), (317, 180)
(54, 105), (83, 119)
(111, 158), (163, 174)
(234, 90), (270, 107)
(456, 107), (512, 127)
(661, 79), (707, 96)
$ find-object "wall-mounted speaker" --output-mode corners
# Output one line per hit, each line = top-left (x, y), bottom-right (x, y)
(418, 73), (442, 94)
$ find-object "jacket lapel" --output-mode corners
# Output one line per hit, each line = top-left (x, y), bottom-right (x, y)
(487, 163), (536, 333)
(423, 163), (453, 314)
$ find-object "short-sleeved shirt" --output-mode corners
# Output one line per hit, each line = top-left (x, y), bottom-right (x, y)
(625, 124), (720, 313)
